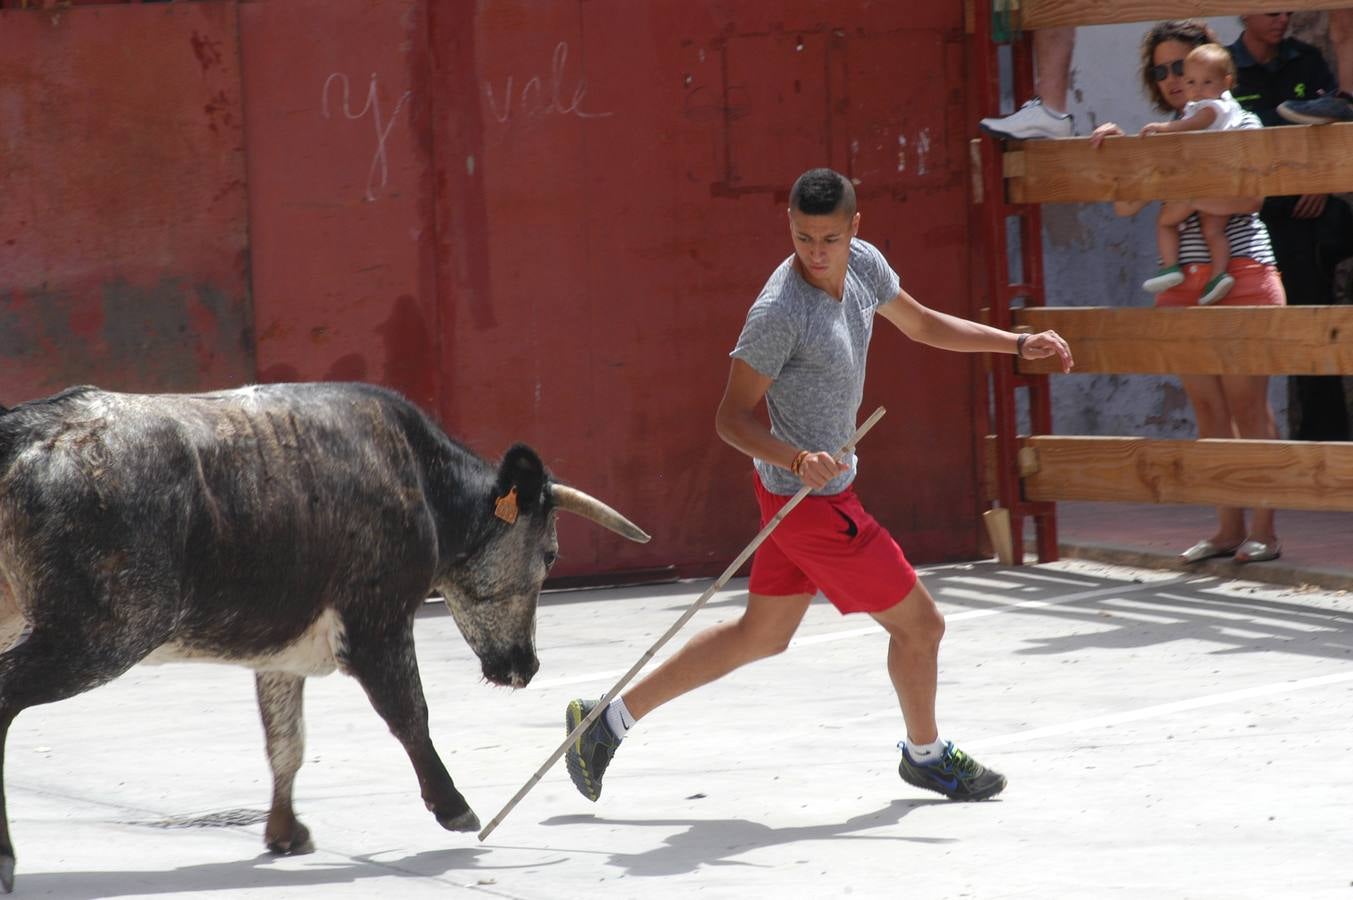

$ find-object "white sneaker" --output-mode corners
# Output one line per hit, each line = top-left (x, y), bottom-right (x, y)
(980, 99), (1074, 140)
(1143, 266), (1185, 294)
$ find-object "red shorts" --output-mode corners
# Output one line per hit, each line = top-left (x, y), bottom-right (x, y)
(748, 474), (917, 614)
(1156, 259), (1286, 307)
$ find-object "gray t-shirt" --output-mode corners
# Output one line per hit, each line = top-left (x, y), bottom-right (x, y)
(731, 238), (900, 496)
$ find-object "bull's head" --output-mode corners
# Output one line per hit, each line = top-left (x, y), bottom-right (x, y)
(441, 444), (649, 688)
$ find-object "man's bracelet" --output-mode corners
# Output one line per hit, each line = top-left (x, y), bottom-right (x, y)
(1016, 333), (1030, 359)
(790, 449), (809, 476)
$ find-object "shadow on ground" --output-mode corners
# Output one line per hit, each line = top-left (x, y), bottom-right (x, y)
(929, 562), (1353, 663)
(15, 846), (515, 899)
(533, 798), (952, 877)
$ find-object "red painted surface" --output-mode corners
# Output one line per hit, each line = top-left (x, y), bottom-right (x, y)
(1, 1), (982, 582)
(426, 2), (979, 577)
(237, 0), (442, 413)
(0, 4), (253, 397)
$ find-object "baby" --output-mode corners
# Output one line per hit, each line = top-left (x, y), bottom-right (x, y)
(1139, 43), (1245, 305)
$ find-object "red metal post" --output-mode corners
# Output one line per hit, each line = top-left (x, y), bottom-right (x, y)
(971, 5), (1058, 563)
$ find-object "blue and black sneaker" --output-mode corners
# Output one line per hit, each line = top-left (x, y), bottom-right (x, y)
(564, 698), (621, 802)
(1277, 92), (1353, 125)
(898, 741), (1006, 801)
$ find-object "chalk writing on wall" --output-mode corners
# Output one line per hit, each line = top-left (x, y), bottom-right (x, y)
(482, 42), (613, 125)
(321, 72), (413, 202)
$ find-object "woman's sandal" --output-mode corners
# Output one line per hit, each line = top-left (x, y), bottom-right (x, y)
(1234, 539), (1281, 564)
(1178, 539), (1242, 564)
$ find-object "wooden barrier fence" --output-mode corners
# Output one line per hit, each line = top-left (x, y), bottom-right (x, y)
(1018, 0), (1352, 29)
(979, 0), (1353, 564)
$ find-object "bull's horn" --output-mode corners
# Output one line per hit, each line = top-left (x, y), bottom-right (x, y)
(550, 485), (651, 543)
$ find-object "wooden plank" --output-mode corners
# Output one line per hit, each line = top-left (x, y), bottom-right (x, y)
(982, 508), (1016, 565)
(1005, 124), (1353, 203)
(1021, 0), (1352, 29)
(1012, 307), (1353, 375)
(988, 436), (1353, 511)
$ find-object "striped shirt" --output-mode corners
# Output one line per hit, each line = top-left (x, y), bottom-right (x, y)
(1175, 211), (1276, 266)
(1169, 110), (1276, 267)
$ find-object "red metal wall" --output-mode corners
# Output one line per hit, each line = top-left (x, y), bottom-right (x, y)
(0, 3), (254, 394)
(0, 1), (981, 581)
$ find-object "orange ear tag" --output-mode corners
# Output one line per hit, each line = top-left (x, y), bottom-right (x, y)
(494, 487), (519, 524)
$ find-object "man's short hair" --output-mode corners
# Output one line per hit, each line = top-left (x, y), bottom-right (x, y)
(789, 168), (856, 218)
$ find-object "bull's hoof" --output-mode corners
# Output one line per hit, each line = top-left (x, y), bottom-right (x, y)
(265, 821), (314, 856)
(0, 853), (13, 894)
(267, 836), (316, 856)
(437, 808), (480, 833)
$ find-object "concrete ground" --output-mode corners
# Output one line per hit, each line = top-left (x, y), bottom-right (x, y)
(4, 559), (1351, 899)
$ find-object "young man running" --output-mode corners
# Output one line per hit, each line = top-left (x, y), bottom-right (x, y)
(565, 168), (1073, 805)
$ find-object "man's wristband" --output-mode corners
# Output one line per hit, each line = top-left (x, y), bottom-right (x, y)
(1016, 333), (1030, 359)
(789, 449), (809, 476)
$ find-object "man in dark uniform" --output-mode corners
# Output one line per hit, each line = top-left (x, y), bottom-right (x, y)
(1230, 12), (1353, 441)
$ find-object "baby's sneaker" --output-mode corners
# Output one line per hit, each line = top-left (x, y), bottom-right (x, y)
(1199, 272), (1235, 306)
(1143, 265), (1185, 293)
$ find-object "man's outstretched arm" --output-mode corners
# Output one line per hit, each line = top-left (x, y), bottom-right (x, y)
(877, 288), (1074, 373)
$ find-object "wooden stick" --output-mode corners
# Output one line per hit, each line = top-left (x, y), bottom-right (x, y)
(476, 407), (886, 841)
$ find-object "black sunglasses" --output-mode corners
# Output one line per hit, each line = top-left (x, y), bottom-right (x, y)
(1150, 59), (1186, 81)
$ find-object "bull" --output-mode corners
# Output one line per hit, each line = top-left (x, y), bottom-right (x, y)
(0, 381), (649, 893)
